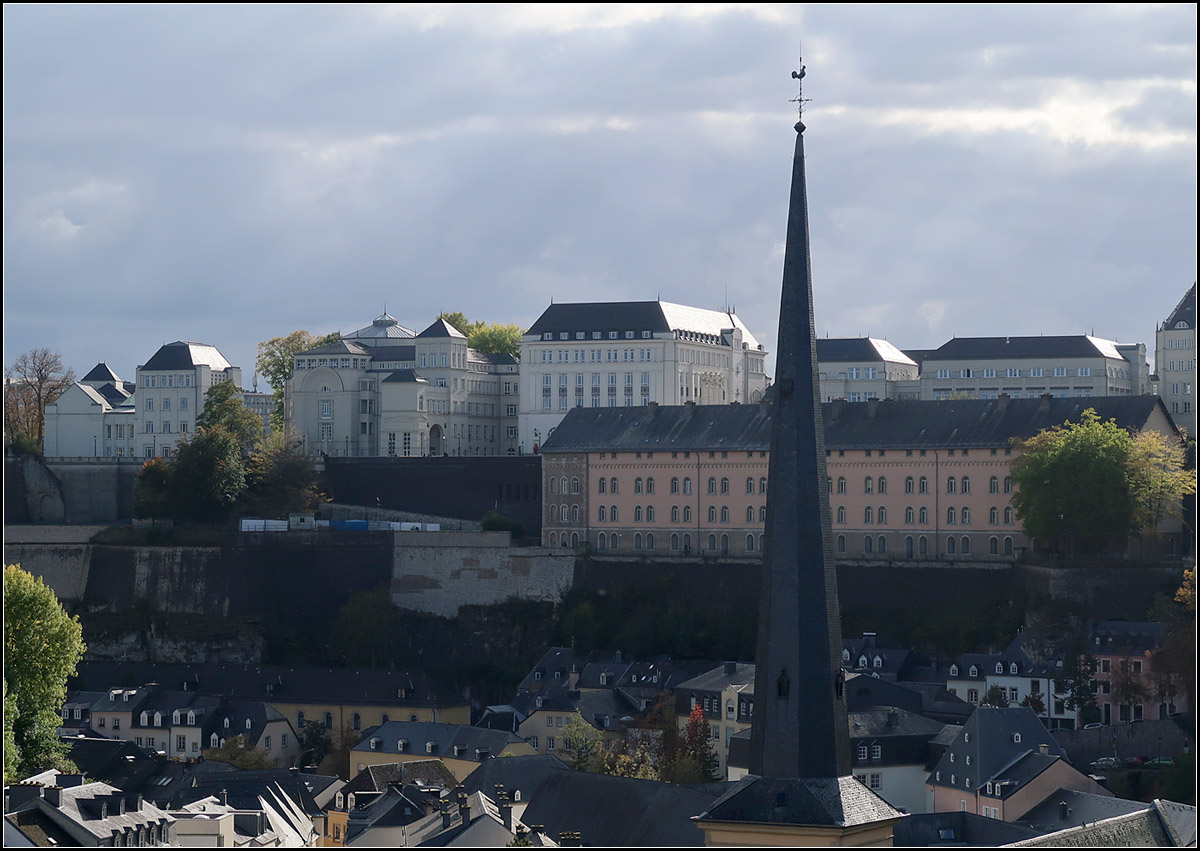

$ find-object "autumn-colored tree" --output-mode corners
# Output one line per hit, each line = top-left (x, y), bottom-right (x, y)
(4, 348), (76, 452)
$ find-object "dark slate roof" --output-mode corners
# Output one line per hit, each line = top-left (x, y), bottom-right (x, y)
(344, 759), (459, 795)
(461, 754), (571, 802)
(817, 338), (917, 365)
(1088, 620), (1167, 655)
(1163, 283), (1196, 330)
(82, 362), (122, 382)
(71, 660), (458, 709)
(5, 808), (82, 848)
(519, 769), (720, 846)
(481, 351), (519, 366)
(678, 662), (756, 693)
(1006, 806), (1181, 847)
(96, 383), (131, 405)
(928, 707), (1066, 794)
(140, 341), (232, 372)
(345, 312), (417, 339)
(351, 721), (524, 759)
(892, 810), (1037, 846)
(362, 343), (417, 362)
(380, 369), (427, 384)
(1014, 787), (1150, 835)
(527, 301), (674, 337)
(698, 775), (901, 829)
(542, 396), (1171, 454)
(417, 318), (467, 339)
(298, 339), (373, 357)
(1156, 799), (1198, 847)
(848, 707), (947, 740)
(925, 335), (1133, 362)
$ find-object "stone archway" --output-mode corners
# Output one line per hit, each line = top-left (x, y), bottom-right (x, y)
(428, 424), (444, 456)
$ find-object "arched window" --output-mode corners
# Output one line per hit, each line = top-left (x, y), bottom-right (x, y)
(989, 536), (999, 555)
(878, 506), (887, 524)
(634, 533), (643, 550)
(864, 506), (873, 523)
(720, 506), (729, 522)
(990, 506), (998, 524)
(864, 536), (873, 554)
(610, 506), (619, 522)
(1004, 476), (1012, 494)
(560, 505), (568, 521)
(759, 505), (767, 522)
(947, 477), (956, 494)
(635, 478), (643, 494)
(837, 535), (846, 553)
(720, 477), (729, 494)
(1004, 507), (1013, 524)
(878, 476), (887, 495)
(905, 506), (914, 524)
(919, 507), (929, 524)
(747, 477), (755, 494)
(746, 534), (755, 552)
(610, 477), (618, 494)
(947, 507), (956, 524)
(550, 478), (558, 494)
(837, 506), (846, 523)
(747, 506), (755, 522)
(571, 532), (580, 546)
(919, 476), (928, 494)
(919, 536), (928, 555)
(684, 477), (693, 494)
(683, 505), (692, 522)
(245, 717), (253, 730)
(708, 506), (717, 523)
(760, 477), (768, 493)
(961, 506), (970, 524)
(721, 534), (729, 554)
(634, 505), (643, 522)
(646, 533), (654, 549)
(671, 477), (679, 494)
(1004, 536), (1013, 555)
(560, 477), (568, 494)
(961, 536), (971, 555)
(353, 713), (361, 731)
(572, 504), (580, 521)
(905, 535), (914, 558)
(671, 533), (680, 551)
(864, 477), (874, 494)
(297, 711), (305, 728)
(947, 536), (956, 555)
(571, 477), (580, 493)
(961, 476), (970, 494)
(549, 532), (558, 547)
(671, 505), (680, 522)
(905, 476), (914, 494)
(646, 477), (655, 494)
(598, 505), (607, 522)
(598, 478), (606, 494)
(647, 505), (655, 522)
(708, 534), (717, 551)
(708, 477), (717, 495)
(837, 477), (847, 494)
(989, 476), (999, 494)
(560, 536), (568, 548)
(598, 533), (607, 549)
(877, 536), (887, 553)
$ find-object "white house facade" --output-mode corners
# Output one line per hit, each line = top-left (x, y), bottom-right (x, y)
(134, 341), (243, 459)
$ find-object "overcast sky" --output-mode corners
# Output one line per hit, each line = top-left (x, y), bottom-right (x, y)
(4, 4), (1195, 387)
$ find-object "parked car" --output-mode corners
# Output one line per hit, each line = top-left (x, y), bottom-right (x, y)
(1089, 757), (1121, 770)
(1123, 756), (1145, 767)
(1145, 757), (1175, 768)
(1083, 722), (1104, 730)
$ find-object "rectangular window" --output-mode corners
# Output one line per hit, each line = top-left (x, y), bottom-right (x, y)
(162, 398), (170, 411)
(177, 735), (186, 751)
(146, 398), (154, 411)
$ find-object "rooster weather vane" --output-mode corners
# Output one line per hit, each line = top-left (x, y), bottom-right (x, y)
(790, 60), (810, 121)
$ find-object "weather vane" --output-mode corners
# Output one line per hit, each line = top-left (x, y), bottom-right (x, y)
(790, 49), (810, 120)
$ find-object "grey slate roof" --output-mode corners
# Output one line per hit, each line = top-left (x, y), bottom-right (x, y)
(1088, 620), (1167, 655)
(698, 775), (901, 829)
(5, 781), (174, 845)
(540, 395), (1172, 454)
(924, 335), (1131, 362)
(1005, 804), (1186, 847)
(893, 810), (1037, 846)
(1163, 283), (1196, 330)
(140, 341), (233, 372)
(82, 362), (122, 382)
(1014, 787), (1151, 835)
(343, 759), (459, 795)
(848, 707), (947, 740)
(527, 300), (763, 349)
(298, 339), (374, 357)
(380, 369), (427, 384)
(461, 754), (571, 802)
(417, 318), (467, 338)
(95, 383), (131, 405)
(928, 707), (1066, 796)
(817, 338), (917, 365)
(351, 721), (525, 760)
(345, 312), (418, 339)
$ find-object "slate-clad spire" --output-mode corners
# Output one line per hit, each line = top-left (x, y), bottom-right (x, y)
(748, 71), (851, 780)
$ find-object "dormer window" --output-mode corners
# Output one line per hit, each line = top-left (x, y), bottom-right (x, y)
(1010, 663), (1018, 674)
(964, 733), (970, 743)
(858, 656), (868, 668)
(873, 656), (883, 669)
(336, 792), (344, 809)
(210, 732), (219, 748)
(995, 663), (1003, 674)
(426, 741), (436, 754)
(1013, 733), (1021, 743)
(172, 711), (180, 725)
(534, 672), (542, 680)
(950, 665), (959, 676)
(969, 666), (978, 677)
(224, 717), (230, 729)
(842, 649), (851, 662)
(245, 718), (252, 730)
(554, 671), (561, 679)
(187, 711), (195, 725)
(140, 712), (149, 726)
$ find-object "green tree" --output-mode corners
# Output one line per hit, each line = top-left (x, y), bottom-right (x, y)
(202, 734), (275, 770)
(1062, 655), (1100, 725)
(4, 348), (76, 452)
(170, 426), (247, 523)
(133, 458), (174, 522)
(982, 684), (1011, 707)
(255, 330), (339, 429)
(328, 588), (398, 669)
(1148, 567), (1196, 719)
(560, 714), (606, 772)
(4, 680), (20, 783)
(298, 721), (332, 769)
(1010, 410), (1194, 555)
(196, 382), (264, 450)
(4, 564), (86, 781)
(1019, 692), (1046, 715)
(468, 323), (524, 357)
(239, 432), (324, 518)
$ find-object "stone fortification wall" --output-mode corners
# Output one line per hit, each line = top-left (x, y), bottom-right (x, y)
(1053, 718), (1191, 765)
(3, 455), (140, 524)
(391, 531), (574, 617)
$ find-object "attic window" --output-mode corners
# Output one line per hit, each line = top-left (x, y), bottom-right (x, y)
(969, 666), (978, 678)
(1013, 733), (1021, 743)
(554, 672), (561, 679)
(950, 666), (959, 676)
(996, 663), (1003, 674)
(1010, 663), (1018, 674)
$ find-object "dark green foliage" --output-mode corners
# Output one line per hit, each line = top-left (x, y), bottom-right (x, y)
(170, 426), (247, 523)
(481, 511), (524, 540)
(202, 734), (275, 770)
(196, 382), (264, 449)
(240, 433), (323, 518)
(982, 684), (1010, 707)
(133, 458), (174, 521)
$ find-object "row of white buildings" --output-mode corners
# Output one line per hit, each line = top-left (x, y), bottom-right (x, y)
(41, 284), (1195, 458)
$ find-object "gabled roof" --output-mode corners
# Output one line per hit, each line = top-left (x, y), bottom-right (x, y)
(1087, 620), (1167, 655)
(82, 362), (122, 383)
(344, 759), (458, 795)
(677, 662), (756, 692)
(817, 338), (918, 366)
(924, 335), (1130, 363)
(380, 369), (427, 384)
(1007, 800), (1195, 847)
(351, 721), (524, 759)
(541, 395), (1173, 454)
(417, 318), (467, 339)
(1014, 787), (1151, 835)
(698, 775), (900, 830)
(95, 383), (131, 405)
(927, 707), (1066, 794)
(892, 810), (1037, 846)
(298, 339), (373, 357)
(1162, 283), (1196, 331)
(461, 754), (571, 802)
(140, 341), (232, 372)
(847, 707), (947, 740)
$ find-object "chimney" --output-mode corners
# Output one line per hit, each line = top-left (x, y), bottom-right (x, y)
(57, 773), (86, 788)
(724, 661), (737, 676)
(647, 401), (658, 413)
(684, 400), (696, 414)
(220, 788), (228, 807)
(866, 399), (878, 419)
(7, 783), (45, 809)
(501, 801), (513, 832)
(759, 396), (771, 414)
(1038, 393), (1052, 413)
(43, 786), (63, 808)
(1059, 801), (1069, 820)
(887, 708), (899, 728)
(440, 798), (453, 830)
(1038, 743), (1050, 755)
(997, 392), (1010, 412)
(460, 799), (472, 825)
(863, 632), (876, 648)
(830, 398), (845, 420)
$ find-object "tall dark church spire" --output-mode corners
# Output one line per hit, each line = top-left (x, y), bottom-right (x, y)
(748, 60), (849, 779)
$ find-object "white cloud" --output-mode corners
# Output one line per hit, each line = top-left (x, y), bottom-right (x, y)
(17, 180), (136, 243)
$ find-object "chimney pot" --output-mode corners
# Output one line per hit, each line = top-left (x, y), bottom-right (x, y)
(43, 786), (63, 808)
(724, 661), (737, 675)
(1059, 800), (1069, 819)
